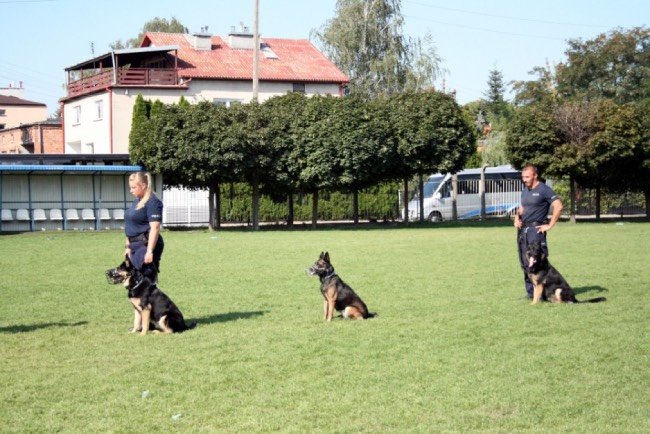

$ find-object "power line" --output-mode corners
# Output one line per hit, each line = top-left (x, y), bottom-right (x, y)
(404, 14), (568, 41)
(404, 0), (611, 28)
(0, 0), (58, 4)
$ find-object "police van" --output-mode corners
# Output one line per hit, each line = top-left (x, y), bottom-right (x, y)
(402, 165), (523, 222)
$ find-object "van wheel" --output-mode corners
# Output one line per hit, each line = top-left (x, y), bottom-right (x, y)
(428, 212), (443, 222)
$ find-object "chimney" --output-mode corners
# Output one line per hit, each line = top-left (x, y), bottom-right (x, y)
(186, 26), (212, 51)
(227, 22), (256, 50)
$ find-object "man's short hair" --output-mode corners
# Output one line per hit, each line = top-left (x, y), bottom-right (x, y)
(522, 164), (539, 175)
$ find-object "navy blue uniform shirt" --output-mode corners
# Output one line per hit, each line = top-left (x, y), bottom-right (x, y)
(125, 195), (163, 237)
(521, 182), (558, 223)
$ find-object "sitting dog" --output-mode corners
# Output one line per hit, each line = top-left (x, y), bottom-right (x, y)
(106, 257), (196, 334)
(526, 241), (607, 305)
(307, 251), (376, 321)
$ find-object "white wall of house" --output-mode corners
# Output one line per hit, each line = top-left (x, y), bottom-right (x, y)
(104, 79), (342, 154)
(63, 94), (110, 154)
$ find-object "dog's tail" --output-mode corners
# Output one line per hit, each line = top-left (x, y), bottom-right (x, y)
(177, 321), (197, 332)
(364, 312), (378, 319)
(578, 297), (607, 303)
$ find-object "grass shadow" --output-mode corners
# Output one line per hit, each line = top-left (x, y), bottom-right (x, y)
(0, 320), (89, 334)
(573, 285), (609, 296)
(191, 310), (267, 326)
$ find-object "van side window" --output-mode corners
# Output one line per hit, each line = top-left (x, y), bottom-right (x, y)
(440, 181), (452, 198)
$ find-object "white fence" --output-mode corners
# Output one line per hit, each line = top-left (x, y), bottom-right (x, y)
(162, 187), (210, 226)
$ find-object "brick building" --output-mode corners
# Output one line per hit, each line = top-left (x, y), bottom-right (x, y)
(0, 119), (63, 154)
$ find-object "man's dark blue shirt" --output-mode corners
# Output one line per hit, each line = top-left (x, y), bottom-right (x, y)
(521, 182), (558, 223)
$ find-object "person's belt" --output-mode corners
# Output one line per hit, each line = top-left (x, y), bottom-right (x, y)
(128, 232), (149, 243)
(522, 221), (547, 228)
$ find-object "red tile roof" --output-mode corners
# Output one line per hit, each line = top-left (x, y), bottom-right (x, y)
(141, 33), (349, 84)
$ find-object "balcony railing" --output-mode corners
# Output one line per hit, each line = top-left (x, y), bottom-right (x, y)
(66, 68), (179, 98)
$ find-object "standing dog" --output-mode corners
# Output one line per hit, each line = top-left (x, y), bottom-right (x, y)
(106, 257), (196, 334)
(307, 251), (376, 321)
(525, 241), (607, 305)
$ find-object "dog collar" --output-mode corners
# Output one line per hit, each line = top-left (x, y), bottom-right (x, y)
(131, 277), (146, 291)
(324, 270), (336, 279)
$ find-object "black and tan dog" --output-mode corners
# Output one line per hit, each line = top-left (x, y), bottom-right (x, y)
(307, 251), (376, 321)
(525, 241), (606, 305)
(106, 258), (196, 334)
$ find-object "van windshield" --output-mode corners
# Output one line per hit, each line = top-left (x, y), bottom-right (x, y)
(423, 176), (445, 197)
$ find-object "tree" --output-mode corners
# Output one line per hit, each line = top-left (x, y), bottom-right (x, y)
(508, 27), (650, 219)
(556, 27), (649, 104)
(110, 16), (188, 49)
(175, 102), (242, 230)
(505, 104), (560, 174)
(259, 92), (309, 227)
(225, 102), (276, 230)
(587, 101), (649, 213)
(484, 68), (509, 118)
(129, 94), (151, 166)
(298, 95), (344, 227)
(404, 32), (445, 92)
(464, 69), (515, 168)
(507, 99), (649, 219)
(322, 96), (389, 223)
(313, 0), (442, 98)
(512, 63), (557, 107)
(388, 90), (475, 222)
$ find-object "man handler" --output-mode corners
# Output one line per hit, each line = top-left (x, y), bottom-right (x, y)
(514, 164), (563, 299)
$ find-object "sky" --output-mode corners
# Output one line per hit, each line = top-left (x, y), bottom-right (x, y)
(0, 0), (647, 116)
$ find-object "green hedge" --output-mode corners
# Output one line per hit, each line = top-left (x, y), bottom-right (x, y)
(220, 182), (400, 222)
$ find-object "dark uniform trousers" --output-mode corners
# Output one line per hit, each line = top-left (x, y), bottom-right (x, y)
(517, 223), (548, 298)
(128, 235), (164, 283)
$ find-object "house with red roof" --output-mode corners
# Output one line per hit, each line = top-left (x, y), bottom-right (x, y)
(60, 28), (349, 155)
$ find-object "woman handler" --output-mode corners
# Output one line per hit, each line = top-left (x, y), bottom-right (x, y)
(124, 171), (164, 282)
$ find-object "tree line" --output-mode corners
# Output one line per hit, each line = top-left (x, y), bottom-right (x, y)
(129, 91), (476, 229)
(472, 27), (649, 219)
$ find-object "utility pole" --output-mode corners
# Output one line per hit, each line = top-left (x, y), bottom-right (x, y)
(251, 0), (260, 231)
(252, 0), (260, 101)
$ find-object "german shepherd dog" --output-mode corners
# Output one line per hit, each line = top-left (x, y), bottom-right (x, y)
(106, 257), (197, 334)
(526, 241), (607, 305)
(307, 252), (376, 321)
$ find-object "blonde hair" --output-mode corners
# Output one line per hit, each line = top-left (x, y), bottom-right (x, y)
(130, 172), (154, 210)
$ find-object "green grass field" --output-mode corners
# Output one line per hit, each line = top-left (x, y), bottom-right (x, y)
(0, 222), (648, 433)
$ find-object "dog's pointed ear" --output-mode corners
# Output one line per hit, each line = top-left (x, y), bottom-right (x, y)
(319, 251), (324, 259)
(323, 251), (330, 262)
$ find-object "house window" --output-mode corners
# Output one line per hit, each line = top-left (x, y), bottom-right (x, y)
(95, 100), (103, 120)
(292, 83), (305, 93)
(212, 98), (242, 108)
(73, 106), (81, 125)
(0, 109), (6, 116)
(0, 124), (5, 130)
